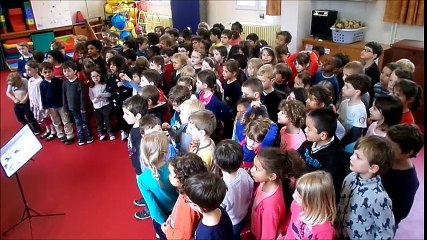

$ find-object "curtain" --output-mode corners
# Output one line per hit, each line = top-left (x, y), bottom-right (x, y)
(266, 0), (281, 16)
(383, 0), (424, 26)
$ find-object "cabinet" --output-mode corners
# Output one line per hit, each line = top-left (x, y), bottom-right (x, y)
(301, 37), (392, 70)
(390, 39), (424, 125)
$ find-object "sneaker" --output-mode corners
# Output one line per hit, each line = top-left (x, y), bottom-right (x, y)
(133, 198), (146, 207)
(134, 210), (150, 220)
(86, 137), (94, 144)
(78, 139), (86, 146)
(59, 136), (67, 142)
(33, 129), (41, 135)
(46, 134), (56, 141)
(99, 134), (106, 141)
(109, 133), (116, 140)
(63, 138), (74, 145)
(121, 131), (128, 141)
(40, 132), (50, 139)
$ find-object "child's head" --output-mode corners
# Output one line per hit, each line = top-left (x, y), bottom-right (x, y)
(380, 62), (399, 88)
(82, 57), (96, 76)
(362, 42), (383, 60)
(32, 50), (45, 63)
(201, 57), (218, 72)
(176, 76), (196, 94)
(241, 77), (263, 100)
(182, 28), (193, 41)
(275, 31), (292, 47)
(393, 79), (423, 112)
(257, 64), (275, 91)
(108, 55), (127, 74)
(322, 55), (341, 74)
(139, 114), (162, 135)
(154, 26), (165, 36)
(272, 63), (291, 86)
(188, 110), (217, 141)
(305, 107), (337, 142)
(184, 172), (227, 213)
(100, 37), (112, 49)
(25, 60), (40, 77)
(122, 49), (137, 65)
(287, 87), (308, 105)
(294, 171), (336, 224)
(171, 53), (189, 70)
(231, 21), (243, 39)
(168, 85), (192, 111)
(179, 99), (205, 124)
(236, 97), (255, 122)
(47, 50), (64, 64)
(294, 71), (311, 88)
(318, 80), (336, 104)
(40, 62), (54, 80)
(212, 46), (227, 64)
(180, 65), (196, 78)
(196, 69), (218, 93)
(105, 49), (118, 64)
(209, 27), (222, 43)
(395, 58), (415, 73)
(122, 95), (148, 125)
(140, 85), (160, 107)
(50, 40), (65, 54)
(306, 85), (333, 111)
(222, 59), (240, 81)
(214, 139), (243, 174)
(369, 95), (403, 131)
(169, 153), (208, 193)
(135, 57), (149, 71)
(351, 136), (393, 176)
(74, 42), (87, 59)
(123, 39), (137, 52)
(7, 72), (23, 87)
(159, 34), (174, 49)
(140, 131), (169, 180)
(312, 45), (325, 59)
(100, 26), (110, 39)
(16, 41), (30, 56)
(247, 58), (264, 78)
(149, 55), (164, 72)
(275, 45), (290, 63)
(387, 123), (423, 160)
(244, 118), (272, 150)
(190, 49), (207, 67)
(260, 46), (277, 65)
(221, 29), (232, 45)
(109, 32), (119, 44)
(90, 68), (107, 87)
(333, 53), (350, 76)
(246, 33), (259, 47)
(388, 67), (413, 91)
(341, 73), (371, 98)
(342, 61), (364, 81)
(85, 40), (102, 58)
(278, 99), (306, 128)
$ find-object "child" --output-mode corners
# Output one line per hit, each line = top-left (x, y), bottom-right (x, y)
(163, 85), (191, 130)
(86, 40), (107, 77)
(393, 79), (423, 124)
(119, 67), (146, 96)
(275, 31), (292, 50)
(246, 58), (264, 78)
(140, 85), (169, 122)
(209, 27), (223, 53)
(277, 99), (306, 151)
(383, 123), (423, 227)
(110, 32), (123, 54)
(6, 73), (41, 134)
(162, 153), (208, 240)
(286, 51), (319, 88)
(171, 52), (189, 87)
(39, 62), (74, 143)
(17, 41), (32, 78)
(229, 22), (244, 46)
(201, 57), (225, 96)
(223, 59), (242, 117)
(154, 25), (165, 36)
(135, 37), (149, 58)
(388, 67), (413, 92)
(287, 87), (308, 105)
(62, 61), (94, 145)
(257, 64), (283, 123)
(273, 63), (292, 99)
(250, 148), (305, 240)
(338, 73), (371, 154)
(215, 140), (254, 240)
(361, 41), (383, 107)
(138, 131), (179, 240)
(336, 136), (395, 239)
(374, 62), (398, 98)
(89, 68), (114, 140)
(366, 95), (403, 137)
(184, 172), (233, 240)
(191, 49), (207, 74)
(294, 72), (311, 89)
(47, 50), (65, 79)
(284, 171), (336, 239)
(311, 54), (341, 100)
(212, 46), (228, 85)
(187, 110), (217, 170)
(297, 107), (345, 197)
(242, 118), (278, 168)
(260, 46), (277, 65)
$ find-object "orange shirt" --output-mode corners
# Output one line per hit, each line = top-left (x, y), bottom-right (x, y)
(401, 111), (415, 124)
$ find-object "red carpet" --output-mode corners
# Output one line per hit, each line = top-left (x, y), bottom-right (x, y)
(0, 71), (155, 239)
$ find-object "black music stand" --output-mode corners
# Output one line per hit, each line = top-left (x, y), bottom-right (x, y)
(1, 125), (65, 236)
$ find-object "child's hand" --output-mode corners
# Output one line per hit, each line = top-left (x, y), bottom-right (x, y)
(120, 73), (131, 81)
(250, 100), (262, 108)
(13, 98), (20, 104)
(18, 99), (26, 104)
(117, 82), (123, 87)
(189, 140), (200, 153)
(162, 122), (171, 130)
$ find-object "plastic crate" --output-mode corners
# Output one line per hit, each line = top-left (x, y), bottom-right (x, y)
(330, 27), (367, 44)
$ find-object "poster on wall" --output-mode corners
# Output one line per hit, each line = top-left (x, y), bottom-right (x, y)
(30, 0), (72, 30)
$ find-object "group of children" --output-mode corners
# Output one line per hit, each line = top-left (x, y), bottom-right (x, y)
(5, 20), (424, 240)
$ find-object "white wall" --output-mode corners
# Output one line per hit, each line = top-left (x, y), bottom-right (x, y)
(68, 0), (105, 23)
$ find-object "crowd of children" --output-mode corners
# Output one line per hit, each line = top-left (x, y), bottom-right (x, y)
(6, 20), (424, 239)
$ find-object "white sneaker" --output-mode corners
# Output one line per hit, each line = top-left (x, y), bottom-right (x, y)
(120, 131), (128, 141)
(99, 134), (106, 141)
(109, 133), (116, 140)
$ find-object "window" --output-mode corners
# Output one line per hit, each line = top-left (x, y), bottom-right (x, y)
(236, 0), (266, 10)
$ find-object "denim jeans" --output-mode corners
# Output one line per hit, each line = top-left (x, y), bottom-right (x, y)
(152, 220), (167, 240)
(14, 102), (41, 132)
(70, 110), (92, 142)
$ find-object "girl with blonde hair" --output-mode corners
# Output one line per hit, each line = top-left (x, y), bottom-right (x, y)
(284, 171), (336, 239)
(137, 131), (179, 240)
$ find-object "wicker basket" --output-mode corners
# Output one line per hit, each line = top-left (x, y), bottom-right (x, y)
(330, 27), (367, 44)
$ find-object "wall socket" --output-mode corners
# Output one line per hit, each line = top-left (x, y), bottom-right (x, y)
(259, 13), (265, 19)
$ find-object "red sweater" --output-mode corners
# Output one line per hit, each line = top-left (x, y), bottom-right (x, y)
(286, 52), (319, 88)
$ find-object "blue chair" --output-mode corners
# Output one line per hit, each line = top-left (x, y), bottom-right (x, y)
(30, 31), (55, 53)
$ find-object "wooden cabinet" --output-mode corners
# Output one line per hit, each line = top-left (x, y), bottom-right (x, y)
(390, 39), (424, 125)
(301, 37), (392, 70)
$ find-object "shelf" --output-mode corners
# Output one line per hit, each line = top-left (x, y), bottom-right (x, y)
(0, 24), (82, 41)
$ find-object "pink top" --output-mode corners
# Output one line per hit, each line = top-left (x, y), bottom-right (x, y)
(401, 111), (415, 124)
(284, 201), (335, 240)
(280, 127), (306, 151)
(365, 121), (386, 137)
(198, 90), (214, 106)
(251, 182), (288, 240)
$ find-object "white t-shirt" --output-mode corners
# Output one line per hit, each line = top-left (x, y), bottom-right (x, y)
(337, 99), (367, 133)
(365, 121), (386, 137)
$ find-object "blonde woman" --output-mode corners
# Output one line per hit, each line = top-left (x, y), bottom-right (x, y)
(137, 131), (179, 240)
(284, 171), (336, 239)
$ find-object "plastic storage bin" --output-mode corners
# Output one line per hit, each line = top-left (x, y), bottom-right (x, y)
(330, 27), (367, 44)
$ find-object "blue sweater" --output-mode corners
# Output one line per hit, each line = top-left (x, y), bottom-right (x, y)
(40, 77), (63, 109)
(17, 54), (32, 78)
(137, 163), (179, 224)
(241, 122), (278, 167)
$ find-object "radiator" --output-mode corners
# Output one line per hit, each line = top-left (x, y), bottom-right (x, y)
(241, 23), (281, 47)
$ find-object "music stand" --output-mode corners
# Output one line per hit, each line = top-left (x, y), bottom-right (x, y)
(1, 125), (65, 236)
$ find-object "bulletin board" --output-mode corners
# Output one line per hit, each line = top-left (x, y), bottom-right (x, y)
(30, 0), (72, 30)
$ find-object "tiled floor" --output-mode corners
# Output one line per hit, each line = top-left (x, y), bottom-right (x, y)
(394, 147), (424, 239)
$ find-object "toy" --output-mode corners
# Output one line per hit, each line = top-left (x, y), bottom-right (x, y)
(111, 13), (126, 30)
